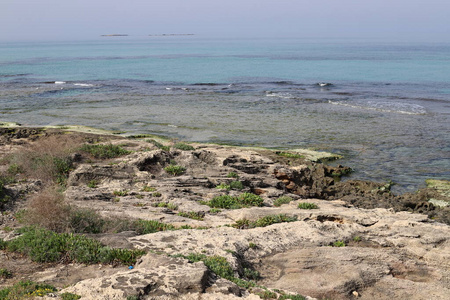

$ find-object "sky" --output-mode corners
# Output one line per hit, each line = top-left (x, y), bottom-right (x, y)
(0, 0), (449, 42)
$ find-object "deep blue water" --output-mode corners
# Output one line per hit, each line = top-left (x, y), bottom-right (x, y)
(1, 37), (449, 193)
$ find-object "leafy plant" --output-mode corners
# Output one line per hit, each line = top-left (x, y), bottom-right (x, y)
(0, 281), (57, 300)
(298, 202), (319, 209)
(229, 181), (244, 190)
(332, 240), (346, 247)
(173, 142), (195, 151)
(216, 183), (231, 190)
(164, 165), (186, 176)
(273, 196), (293, 207)
(87, 180), (99, 188)
(237, 193), (264, 207)
(80, 143), (130, 159)
(4, 227), (145, 265)
(227, 172), (239, 178)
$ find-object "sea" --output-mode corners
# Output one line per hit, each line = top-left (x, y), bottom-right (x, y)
(0, 36), (449, 193)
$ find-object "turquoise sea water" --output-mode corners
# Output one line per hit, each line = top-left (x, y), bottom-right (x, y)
(1, 37), (449, 192)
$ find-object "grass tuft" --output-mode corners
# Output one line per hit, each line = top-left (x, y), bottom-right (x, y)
(80, 143), (130, 159)
(164, 164), (186, 176)
(273, 196), (293, 207)
(232, 214), (297, 229)
(297, 202), (319, 209)
(173, 142), (195, 151)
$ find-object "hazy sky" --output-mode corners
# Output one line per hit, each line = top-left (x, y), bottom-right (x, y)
(1, 0), (449, 41)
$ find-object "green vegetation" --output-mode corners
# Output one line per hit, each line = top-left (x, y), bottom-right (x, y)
(141, 185), (156, 192)
(61, 293), (82, 300)
(0, 281), (57, 300)
(353, 236), (362, 242)
(133, 220), (175, 234)
(4, 227), (145, 264)
(232, 214), (297, 229)
(276, 152), (304, 159)
(278, 294), (306, 300)
(0, 268), (12, 279)
(87, 179), (99, 188)
(177, 211), (204, 221)
(80, 143), (130, 159)
(229, 181), (244, 190)
(113, 190), (129, 196)
(203, 193), (264, 209)
(216, 183), (231, 190)
(153, 202), (178, 210)
(298, 202), (319, 209)
(227, 172), (239, 178)
(273, 196), (293, 207)
(209, 208), (221, 214)
(332, 240), (346, 247)
(173, 142), (195, 151)
(256, 290), (277, 299)
(248, 242), (257, 249)
(164, 164), (186, 176)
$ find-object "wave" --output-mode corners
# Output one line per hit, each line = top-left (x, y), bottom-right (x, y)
(74, 83), (94, 87)
(265, 91), (295, 99)
(328, 100), (427, 115)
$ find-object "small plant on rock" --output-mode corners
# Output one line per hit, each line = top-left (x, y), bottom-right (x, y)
(229, 181), (244, 190)
(80, 143), (130, 159)
(332, 240), (346, 247)
(173, 142), (195, 151)
(227, 172), (239, 178)
(164, 165), (186, 176)
(216, 183), (231, 190)
(0, 268), (12, 279)
(298, 202), (319, 209)
(273, 196), (293, 207)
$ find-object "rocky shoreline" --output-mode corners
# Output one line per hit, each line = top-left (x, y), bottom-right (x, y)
(0, 127), (449, 299)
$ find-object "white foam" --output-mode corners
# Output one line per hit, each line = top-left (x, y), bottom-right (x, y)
(54, 81), (66, 84)
(265, 91), (294, 99)
(328, 100), (427, 115)
(74, 83), (94, 87)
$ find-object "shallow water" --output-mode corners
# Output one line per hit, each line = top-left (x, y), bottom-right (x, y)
(1, 37), (449, 193)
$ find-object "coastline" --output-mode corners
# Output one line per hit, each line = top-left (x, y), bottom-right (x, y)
(0, 126), (449, 299)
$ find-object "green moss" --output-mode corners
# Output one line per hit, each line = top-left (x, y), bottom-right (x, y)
(276, 152), (304, 159)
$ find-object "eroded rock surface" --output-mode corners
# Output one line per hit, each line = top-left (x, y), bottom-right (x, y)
(0, 128), (449, 300)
